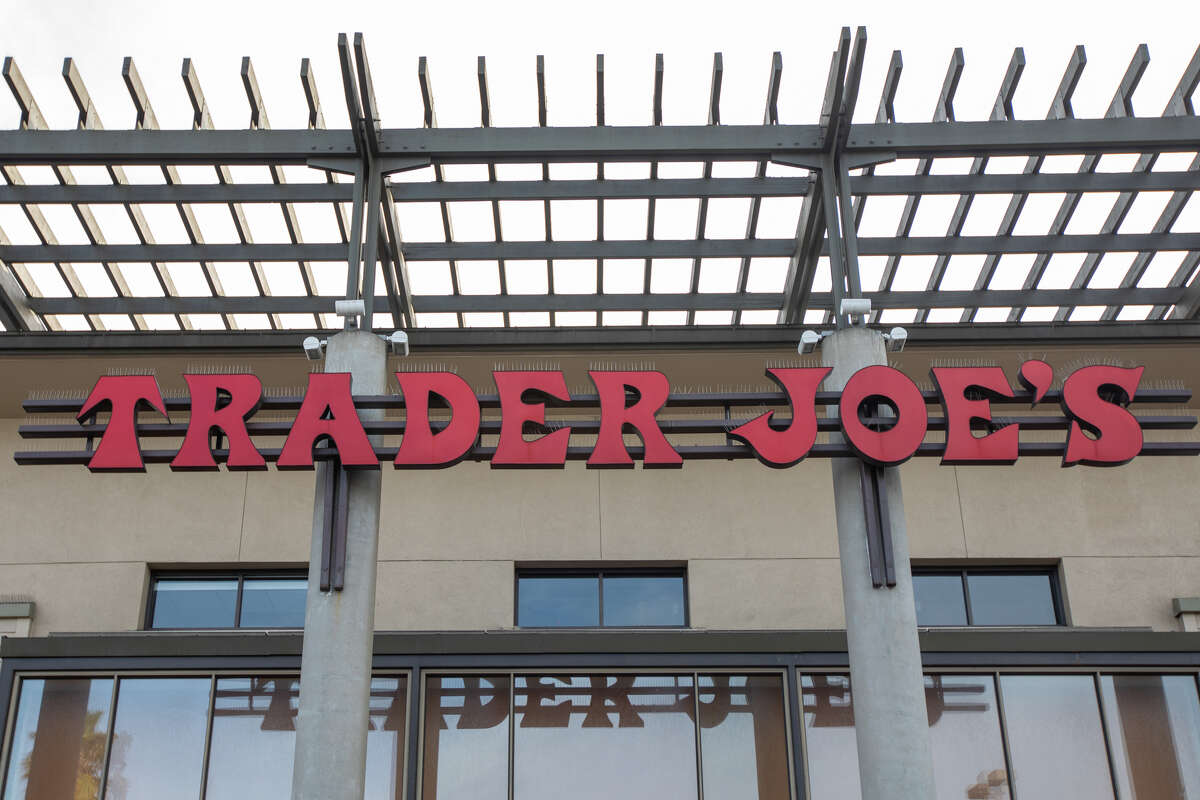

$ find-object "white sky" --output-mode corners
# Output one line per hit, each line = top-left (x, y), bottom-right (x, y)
(0, 0), (1198, 332)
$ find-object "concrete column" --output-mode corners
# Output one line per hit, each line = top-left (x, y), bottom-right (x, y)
(821, 326), (936, 799)
(291, 329), (387, 800)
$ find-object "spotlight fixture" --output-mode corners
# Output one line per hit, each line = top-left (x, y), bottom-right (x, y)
(302, 336), (326, 361)
(839, 298), (872, 325)
(334, 299), (366, 320)
(387, 330), (409, 356)
(885, 326), (908, 352)
(798, 329), (822, 355)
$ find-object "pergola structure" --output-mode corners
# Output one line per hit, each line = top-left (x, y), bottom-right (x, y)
(1, 29), (1199, 351)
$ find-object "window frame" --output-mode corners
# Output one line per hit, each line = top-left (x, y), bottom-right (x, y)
(912, 565), (1066, 627)
(514, 565), (690, 629)
(145, 569), (308, 631)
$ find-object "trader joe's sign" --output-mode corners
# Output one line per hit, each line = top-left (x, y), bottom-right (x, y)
(13, 361), (1199, 471)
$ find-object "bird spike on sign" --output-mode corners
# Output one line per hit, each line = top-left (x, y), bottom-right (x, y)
(14, 362), (1199, 472)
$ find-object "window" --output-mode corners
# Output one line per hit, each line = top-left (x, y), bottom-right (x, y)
(1, 674), (407, 800)
(146, 572), (307, 630)
(421, 672), (790, 800)
(912, 567), (1063, 627)
(515, 567), (687, 628)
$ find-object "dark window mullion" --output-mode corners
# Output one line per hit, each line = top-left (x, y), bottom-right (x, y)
(233, 574), (245, 628)
(597, 570), (605, 627)
(961, 569), (975, 626)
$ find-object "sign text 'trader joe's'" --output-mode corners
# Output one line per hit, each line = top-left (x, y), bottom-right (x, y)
(67, 360), (1153, 472)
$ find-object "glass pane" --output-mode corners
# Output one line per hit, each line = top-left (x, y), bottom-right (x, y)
(2, 678), (113, 800)
(104, 678), (210, 800)
(698, 675), (790, 800)
(422, 676), (509, 800)
(514, 674), (698, 800)
(366, 676), (409, 800)
(926, 675), (1009, 799)
(205, 677), (299, 800)
(967, 574), (1058, 626)
(1101, 674), (1200, 799)
(150, 579), (237, 629)
(602, 576), (686, 627)
(1000, 675), (1114, 799)
(516, 576), (599, 627)
(913, 574), (968, 626)
(240, 579), (307, 628)
(802, 674), (859, 798)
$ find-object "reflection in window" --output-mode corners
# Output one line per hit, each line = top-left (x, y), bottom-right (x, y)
(516, 576), (599, 627)
(912, 569), (1061, 627)
(801, 675), (859, 798)
(205, 677), (300, 800)
(602, 576), (686, 627)
(148, 573), (307, 629)
(1101, 674), (1200, 798)
(925, 675), (1009, 800)
(105, 678), (210, 800)
(966, 574), (1057, 626)
(240, 579), (307, 628)
(515, 569), (688, 628)
(912, 574), (968, 626)
(422, 676), (510, 800)
(698, 675), (791, 800)
(2, 678), (113, 800)
(366, 677), (410, 800)
(803, 674), (1013, 799)
(149, 579), (238, 629)
(1000, 675), (1115, 799)
(514, 675), (699, 800)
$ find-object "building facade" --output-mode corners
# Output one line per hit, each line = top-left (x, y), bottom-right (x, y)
(2, 28), (1200, 800)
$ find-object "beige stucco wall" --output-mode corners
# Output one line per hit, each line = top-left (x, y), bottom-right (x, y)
(3, 413), (1199, 636)
(1, 342), (1198, 636)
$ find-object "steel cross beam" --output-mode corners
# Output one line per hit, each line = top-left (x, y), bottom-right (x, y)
(326, 33), (418, 331)
(778, 27), (877, 328)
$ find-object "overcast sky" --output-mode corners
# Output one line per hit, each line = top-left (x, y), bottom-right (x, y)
(0, 0), (1197, 332)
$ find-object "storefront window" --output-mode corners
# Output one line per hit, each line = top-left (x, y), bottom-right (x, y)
(999, 674), (1114, 799)
(421, 676), (510, 800)
(804, 674), (1012, 799)
(514, 674), (698, 800)
(801, 674), (859, 798)
(1101, 674), (1200, 798)
(105, 678), (210, 800)
(698, 674), (791, 800)
(2, 677), (113, 800)
(419, 672), (788, 800)
(7, 669), (1200, 800)
(204, 677), (299, 800)
(925, 675), (1009, 800)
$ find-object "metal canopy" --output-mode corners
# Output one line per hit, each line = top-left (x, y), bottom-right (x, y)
(1, 29), (1200, 345)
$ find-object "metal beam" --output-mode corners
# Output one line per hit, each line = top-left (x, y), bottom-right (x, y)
(10, 231), (1200, 265)
(29, 285), (1185, 316)
(3, 115), (1200, 166)
(8, 319), (1200, 354)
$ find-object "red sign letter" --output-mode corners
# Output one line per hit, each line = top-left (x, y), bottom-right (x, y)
(588, 371), (682, 468)
(393, 372), (481, 468)
(730, 367), (830, 467)
(277, 373), (377, 469)
(1061, 365), (1144, 467)
(838, 365), (927, 466)
(77, 375), (169, 472)
(493, 371), (571, 467)
(171, 374), (266, 471)
(932, 367), (1018, 465)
